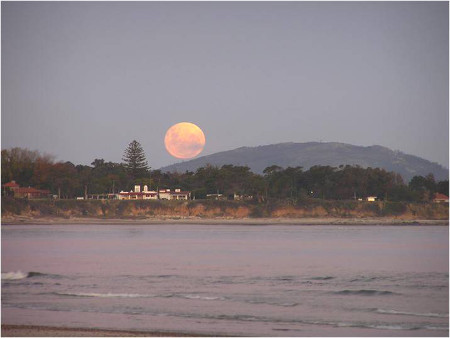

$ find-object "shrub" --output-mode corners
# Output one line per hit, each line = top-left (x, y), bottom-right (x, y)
(116, 200), (131, 216)
(249, 205), (265, 218)
(362, 202), (381, 216)
(382, 202), (407, 216)
(2, 197), (28, 215)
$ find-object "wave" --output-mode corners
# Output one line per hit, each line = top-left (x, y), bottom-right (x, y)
(361, 324), (447, 331)
(310, 276), (335, 280)
(179, 294), (225, 301)
(55, 292), (224, 301)
(374, 308), (449, 318)
(333, 289), (397, 296)
(2, 271), (28, 280)
(5, 301), (447, 332)
(246, 299), (298, 307)
(349, 276), (380, 282)
(170, 312), (448, 331)
(2, 271), (62, 280)
(337, 322), (421, 330)
(55, 292), (155, 298)
(308, 320), (447, 331)
(160, 293), (225, 301)
(27, 271), (49, 278)
(250, 276), (297, 283)
(28, 271), (63, 279)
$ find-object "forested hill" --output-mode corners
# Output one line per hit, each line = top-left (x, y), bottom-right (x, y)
(160, 142), (448, 182)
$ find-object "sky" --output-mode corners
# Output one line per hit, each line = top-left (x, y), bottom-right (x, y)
(2, 1), (449, 169)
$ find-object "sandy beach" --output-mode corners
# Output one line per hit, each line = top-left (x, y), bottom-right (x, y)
(1, 324), (210, 337)
(1, 215), (448, 226)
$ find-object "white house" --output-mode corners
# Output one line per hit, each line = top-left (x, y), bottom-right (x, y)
(159, 188), (190, 200)
(118, 186), (190, 200)
(170, 189), (191, 200)
(118, 185), (158, 200)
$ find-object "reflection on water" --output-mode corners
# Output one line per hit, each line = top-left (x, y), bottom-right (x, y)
(2, 224), (449, 336)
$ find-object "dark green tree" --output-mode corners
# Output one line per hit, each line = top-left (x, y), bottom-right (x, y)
(122, 140), (150, 181)
(409, 174), (437, 201)
(436, 180), (449, 196)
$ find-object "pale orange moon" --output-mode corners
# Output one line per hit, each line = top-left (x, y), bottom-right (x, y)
(164, 122), (206, 159)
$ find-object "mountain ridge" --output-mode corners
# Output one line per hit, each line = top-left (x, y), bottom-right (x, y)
(160, 142), (448, 182)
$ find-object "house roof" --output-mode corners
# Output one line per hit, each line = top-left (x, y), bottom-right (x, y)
(15, 187), (50, 194)
(433, 193), (449, 200)
(3, 181), (20, 188)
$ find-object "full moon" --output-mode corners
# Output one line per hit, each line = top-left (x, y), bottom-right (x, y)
(164, 122), (206, 159)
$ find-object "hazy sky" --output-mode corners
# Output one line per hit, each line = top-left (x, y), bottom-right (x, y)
(2, 2), (449, 169)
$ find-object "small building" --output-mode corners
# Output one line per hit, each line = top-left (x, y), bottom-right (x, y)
(433, 193), (449, 203)
(159, 189), (171, 200)
(159, 188), (190, 200)
(2, 180), (20, 196)
(231, 193), (253, 201)
(117, 186), (190, 200)
(170, 189), (191, 200)
(87, 193), (118, 200)
(2, 181), (50, 199)
(206, 193), (226, 200)
(118, 190), (158, 200)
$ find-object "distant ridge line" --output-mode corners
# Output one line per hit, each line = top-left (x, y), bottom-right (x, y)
(160, 142), (448, 182)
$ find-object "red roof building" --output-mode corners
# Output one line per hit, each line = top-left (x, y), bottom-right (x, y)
(433, 193), (449, 203)
(3, 180), (20, 189)
(2, 181), (50, 199)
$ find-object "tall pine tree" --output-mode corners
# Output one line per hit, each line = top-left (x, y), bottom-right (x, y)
(122, 140), (150, 181)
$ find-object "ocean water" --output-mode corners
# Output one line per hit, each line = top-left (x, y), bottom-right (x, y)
(2, 224), (448, 336)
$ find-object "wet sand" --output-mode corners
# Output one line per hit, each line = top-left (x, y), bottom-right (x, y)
(1, 324), (210, 337)
(1, 216), (448, 225)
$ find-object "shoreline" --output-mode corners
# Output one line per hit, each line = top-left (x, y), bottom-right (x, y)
(1, 216), (448, 226)
(1, 324), (212, 337)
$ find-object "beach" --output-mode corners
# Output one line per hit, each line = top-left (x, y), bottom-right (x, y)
(1, 324), (204, 337)
(1, 216), (448, 226)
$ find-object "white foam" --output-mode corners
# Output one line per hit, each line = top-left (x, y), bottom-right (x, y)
(336, 321), (412, 330)
(2, 271), (28, 280)
(376, 308), (448, 318)
(56, 292), (154, 298)
(181, 294), (224, 301)
(368, 324), (408, 330)
(424, 325), (449, 331)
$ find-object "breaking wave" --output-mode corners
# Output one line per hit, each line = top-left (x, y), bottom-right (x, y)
(55, 292), (224, 301)
(2, 271), (28, 280)
(338, 322), (447, 331)
(178, 294), (225, 301)
(246, 299), (298, 307)
(168, 312), (448, 331)
(55, 292), (155, 298)
(310, 276), (335, 280)
(349, 276), (381, 282)
(333, 289), (397, 296)
(374, 308), (449, 318)
(160, 293), (225, 301)
(2, 271), (62, 280)
(27, 272), (49, 278)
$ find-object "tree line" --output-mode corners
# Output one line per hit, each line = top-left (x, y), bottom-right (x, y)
(1, 141), (448, 202)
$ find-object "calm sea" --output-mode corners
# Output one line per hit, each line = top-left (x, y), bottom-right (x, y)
(2, 224), (448, 336)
